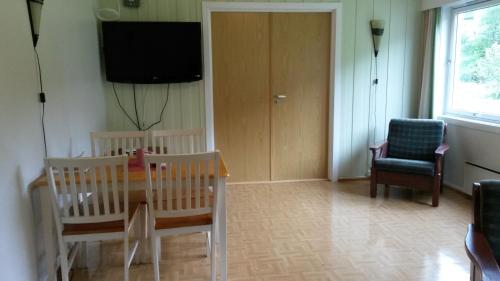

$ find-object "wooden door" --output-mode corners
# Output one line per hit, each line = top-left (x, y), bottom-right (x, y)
(212, 12), (271, 182)
(270, 13), (331, 180)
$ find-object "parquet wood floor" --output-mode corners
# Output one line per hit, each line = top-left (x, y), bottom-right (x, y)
(72, 181), (472, 281)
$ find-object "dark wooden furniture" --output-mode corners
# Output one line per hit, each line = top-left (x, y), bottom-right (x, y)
(370, 119), (449, 207)
(466, 181), (500, 281)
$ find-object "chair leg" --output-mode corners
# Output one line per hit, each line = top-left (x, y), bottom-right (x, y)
(156, 237), (162, 260)
(370, 172), (377, 198)
(124, 234), (129, 281)
(470, 262), (481, 281)
(151, 234), (160, 281)
(59, 241), (70, 281)
(384, 184), (390, 197)
(77, 241), (87, 269)
(206, 231), (211, 257)
(210, 228), (217, 281)
(432, 176), (440, 207)
(140, 204), (149, 264)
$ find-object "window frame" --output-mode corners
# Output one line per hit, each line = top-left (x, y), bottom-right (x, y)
(444, 0), (500, 124)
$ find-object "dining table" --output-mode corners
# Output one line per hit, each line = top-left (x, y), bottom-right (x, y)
(31, 155), (229, 281)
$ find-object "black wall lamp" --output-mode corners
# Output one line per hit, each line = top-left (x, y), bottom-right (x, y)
(27, 0), (44, 47)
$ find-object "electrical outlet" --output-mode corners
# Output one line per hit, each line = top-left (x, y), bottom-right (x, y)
(123, 0), (140, 8)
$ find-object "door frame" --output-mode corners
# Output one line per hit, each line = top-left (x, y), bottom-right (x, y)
(202, 2), (342, 181)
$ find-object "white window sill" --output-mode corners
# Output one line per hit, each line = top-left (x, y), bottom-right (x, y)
(439, 115), (500, 135)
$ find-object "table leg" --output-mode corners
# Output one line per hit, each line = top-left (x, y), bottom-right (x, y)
(140, 203), (150, 263)
(40, 187), (57, 281)
(219, 177), (227, 281)
(77, 242), (87, 268)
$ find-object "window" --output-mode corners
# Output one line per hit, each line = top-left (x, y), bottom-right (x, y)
(446, 1), (500, 123)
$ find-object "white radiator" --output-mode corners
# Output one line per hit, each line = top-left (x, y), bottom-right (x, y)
(463, 162), (500, 195)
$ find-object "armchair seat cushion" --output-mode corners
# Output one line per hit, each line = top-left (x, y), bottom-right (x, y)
(375, 158), (435, 176)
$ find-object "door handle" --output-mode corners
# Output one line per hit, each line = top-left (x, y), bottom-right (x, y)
(273, 94), (287, 104)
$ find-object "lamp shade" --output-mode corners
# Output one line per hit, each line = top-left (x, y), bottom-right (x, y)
(370, 20), (385, 57)
(27, 0), (43, 47)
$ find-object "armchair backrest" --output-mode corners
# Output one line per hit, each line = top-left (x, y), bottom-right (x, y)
(387, 119), (445, 161)
(474, 180), (500, 262)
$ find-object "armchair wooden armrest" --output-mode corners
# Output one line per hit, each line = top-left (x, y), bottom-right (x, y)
(465, 224), (500, 281)
(369, 141), (388, 160)
(435, 143), (449, 157)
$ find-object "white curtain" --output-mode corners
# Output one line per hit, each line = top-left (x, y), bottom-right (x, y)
(418, 8), (440, 119)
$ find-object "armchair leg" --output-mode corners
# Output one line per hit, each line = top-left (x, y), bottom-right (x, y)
(470, 263), (481, 281)
(384, 185), (390, 197)
(432, 175), (441, 207)
(370, 172), (377, 198)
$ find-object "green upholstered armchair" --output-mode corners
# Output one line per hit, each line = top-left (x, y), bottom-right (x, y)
(466, 180), (500, 281)
(369, 119), (448, 207)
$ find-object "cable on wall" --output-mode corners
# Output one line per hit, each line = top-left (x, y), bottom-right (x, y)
(112, 83), (170, 131)
(132, 84), (142, 130)
(143, 84), (170, 131)
(370, 19), (385, 145)
(112, 83), (140, 130)
(34, 47), (48, 157)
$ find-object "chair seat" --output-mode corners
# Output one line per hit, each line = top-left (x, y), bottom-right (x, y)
(62, 202), (140, 236)
(375, 158), (435, 176)
(155, 213), (212, 230)
(130, 188), (214, 204)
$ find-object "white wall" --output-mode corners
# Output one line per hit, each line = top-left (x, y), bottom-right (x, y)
(444, 122), (500, 194)
(0, 0), (106, 280)
(104, 0), (424, 179)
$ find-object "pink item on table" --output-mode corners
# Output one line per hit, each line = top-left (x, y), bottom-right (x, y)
(136, 148), (145, 167)
(128, 148), (149, 170)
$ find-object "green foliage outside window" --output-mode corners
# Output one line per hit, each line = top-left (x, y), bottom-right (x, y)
(459, 5), (500, 99)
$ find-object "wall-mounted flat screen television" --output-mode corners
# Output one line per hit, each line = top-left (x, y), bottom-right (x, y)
(102, 21), (202, 84)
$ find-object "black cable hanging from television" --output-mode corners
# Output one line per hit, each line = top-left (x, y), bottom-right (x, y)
(112, 83), (140, 130)
(132, 84), (141, 130)
(143, 84), (170, 131)
(113, 83), (170, 131)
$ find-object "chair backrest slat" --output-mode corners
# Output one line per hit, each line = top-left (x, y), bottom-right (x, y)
(156, 165), (163, 211)
(68, 168), (79, 217)
(45, 156), (128, 226)
(186, 160), (192, 209)
(145, 152), (220, 219)
(58, 169), (70, 217)
(106, 139), (112, 157)
(91, 131), (148, 157)
(166, 162), (173, 210)
(110, 164), (120, 214)
(151, 128), (205, 155)
(158, 137), (165, 154)
(89, 167), (100, 215)
(79, 169), (90, 217)
(176, 159), (182, 210)
(99, 165), (111, 215)
(204, 159), (209, 208)
(195, 161), (201, 209)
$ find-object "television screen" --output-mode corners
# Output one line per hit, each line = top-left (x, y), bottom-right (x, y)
(102, 21), (202, 84)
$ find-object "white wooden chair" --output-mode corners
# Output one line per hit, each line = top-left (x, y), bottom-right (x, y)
(151, 128), (205, 154)
(45, 155), (142, 281)
(145, 152), (220, 281)
(91, 131), (148, 157)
